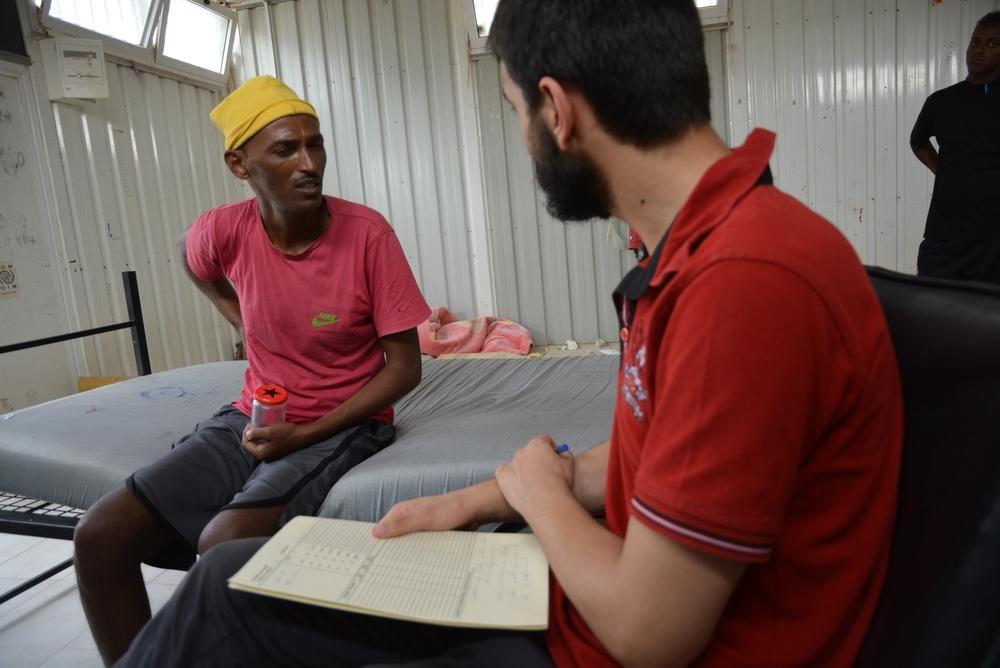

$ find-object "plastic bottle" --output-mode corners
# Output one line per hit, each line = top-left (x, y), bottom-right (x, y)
(251, 384), (287, 428)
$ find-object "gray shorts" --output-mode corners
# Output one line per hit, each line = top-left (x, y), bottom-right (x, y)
(127, 405), (394, 569)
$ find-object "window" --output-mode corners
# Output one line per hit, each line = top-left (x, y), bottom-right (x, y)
(465, 0), (729, 55)
(39, 0), (236, 86)
(472, 0), (499, 39)
(696, 0), (729, 28)
(466, 0), (498, 55)
(157, 0), (235, 76)
(45, 0), (157, 46)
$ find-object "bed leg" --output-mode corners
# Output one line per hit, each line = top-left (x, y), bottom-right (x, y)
(0, 556), (74, 605)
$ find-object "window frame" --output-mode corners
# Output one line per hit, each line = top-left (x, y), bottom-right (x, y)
(39, 0), (160, 63)
(698, 0), (730, 29)
(153, 0), (236, 84)
(36, 0), (235, 89)
(464, 0), (731, 55)
(465, 0), (490, 57)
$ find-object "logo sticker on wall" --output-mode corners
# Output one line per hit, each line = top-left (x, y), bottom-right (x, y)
(0, 261), (18, 298)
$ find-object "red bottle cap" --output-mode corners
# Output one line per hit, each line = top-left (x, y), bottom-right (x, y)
(253, 384), (287, 405)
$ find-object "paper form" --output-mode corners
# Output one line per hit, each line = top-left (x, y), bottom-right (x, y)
(228, 516), (549, 630)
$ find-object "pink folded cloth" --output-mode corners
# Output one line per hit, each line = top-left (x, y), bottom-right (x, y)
(418, 307), (533, 357)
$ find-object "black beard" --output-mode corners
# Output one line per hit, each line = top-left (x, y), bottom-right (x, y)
(531, 119), (613, 222)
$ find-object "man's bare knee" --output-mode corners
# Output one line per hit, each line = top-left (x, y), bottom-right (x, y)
(74, 486), (168, 571)
(198, 506), (283, 555)
(197, 524), (238, 555)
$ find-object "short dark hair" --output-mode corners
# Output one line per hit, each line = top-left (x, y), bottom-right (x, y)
(488, 0), (711, 149)
(977, 11), (1000, 30)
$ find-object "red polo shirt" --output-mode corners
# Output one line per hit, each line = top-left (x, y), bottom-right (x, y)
(546, 129), (903, 667)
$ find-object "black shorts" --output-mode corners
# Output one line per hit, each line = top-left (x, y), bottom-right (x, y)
(917, 237), (1000, 284)
(127, 405), (394, 569)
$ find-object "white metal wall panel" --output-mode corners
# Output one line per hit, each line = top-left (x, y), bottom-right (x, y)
(0, 64), (77, 413)
(233, 6), (278, 82)
(235, 0), (482, 320)
(726, 0), (1000, 272)
(705, 28), (731, 143)
(24, 45), (249, 379)
(474, 54), (635, 346)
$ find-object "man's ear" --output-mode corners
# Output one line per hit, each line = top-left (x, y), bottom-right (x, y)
(224, 149), (250, 180)
(537, 76), (577, 151)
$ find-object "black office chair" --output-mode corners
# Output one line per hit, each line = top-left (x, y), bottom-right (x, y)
(855, 268), (1000, 668)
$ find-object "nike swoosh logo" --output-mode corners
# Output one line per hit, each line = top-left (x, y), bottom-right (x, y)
(311, 313), (339, 328)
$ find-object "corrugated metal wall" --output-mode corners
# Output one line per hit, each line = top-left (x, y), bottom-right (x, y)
(24, 41), (249, 378)
(0, 62), (77, 413)
(233, 0), (487, 321)
(726, 0), (1000, 272)
(13, 0), (994, 394)
(473, 54), (634, 346)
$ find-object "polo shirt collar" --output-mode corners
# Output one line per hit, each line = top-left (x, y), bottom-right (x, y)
(613, 128), (776, 302)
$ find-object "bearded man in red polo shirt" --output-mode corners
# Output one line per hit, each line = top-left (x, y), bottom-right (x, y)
(117, 2), (902, 666)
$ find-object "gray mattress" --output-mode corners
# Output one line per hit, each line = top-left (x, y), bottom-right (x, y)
(0, 356), (617, 523)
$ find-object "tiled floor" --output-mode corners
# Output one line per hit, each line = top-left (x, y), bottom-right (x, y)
(0, 534), (184, 668)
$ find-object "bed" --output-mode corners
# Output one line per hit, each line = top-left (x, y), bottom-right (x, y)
(0, 271), (617, 600)
(0, 354), (617, 524)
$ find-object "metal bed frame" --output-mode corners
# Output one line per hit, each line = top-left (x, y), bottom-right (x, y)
(0, 270), (150, 604)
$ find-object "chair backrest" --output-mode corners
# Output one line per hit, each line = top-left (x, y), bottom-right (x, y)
(855, 267), (1000, 668)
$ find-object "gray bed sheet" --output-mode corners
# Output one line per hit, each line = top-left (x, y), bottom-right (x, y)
(0, 361), (247, 510)
(0, 356), (617, 522)
(319, 355), (617, 521)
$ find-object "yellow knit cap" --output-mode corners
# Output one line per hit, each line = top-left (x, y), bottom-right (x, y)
(210, 76), (318, 151)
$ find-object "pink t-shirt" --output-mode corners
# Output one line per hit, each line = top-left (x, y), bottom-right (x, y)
(185, 195), (430, 424)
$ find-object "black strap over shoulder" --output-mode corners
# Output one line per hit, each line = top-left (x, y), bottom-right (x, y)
(613, 164), (775, 335)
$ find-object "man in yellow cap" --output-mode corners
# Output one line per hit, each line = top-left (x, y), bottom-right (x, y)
(73, 75), (430, 665)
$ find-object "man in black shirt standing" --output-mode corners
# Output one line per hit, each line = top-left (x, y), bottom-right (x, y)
(911, 12), (1000, 283)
